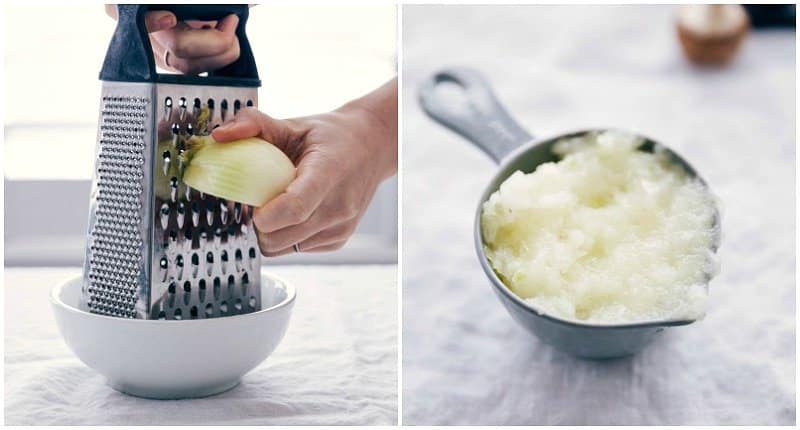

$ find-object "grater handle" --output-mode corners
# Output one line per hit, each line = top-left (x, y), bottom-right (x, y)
(100, 4), (259, 87)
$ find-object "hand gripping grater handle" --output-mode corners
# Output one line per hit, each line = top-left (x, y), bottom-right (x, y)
(100, 4), (259, 86)
(83, 4), (263, 320)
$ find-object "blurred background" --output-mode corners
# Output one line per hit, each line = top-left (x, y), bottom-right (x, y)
(4, 4), (398, 266)
(402, 4), (794, 426)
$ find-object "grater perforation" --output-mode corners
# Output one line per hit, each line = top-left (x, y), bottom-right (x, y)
(83, 4), (263, 320)
(86, 94), (149, 318)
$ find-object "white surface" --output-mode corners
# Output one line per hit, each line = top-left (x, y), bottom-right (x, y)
(5, 266), (397, 425)
(402, 5), (795, 425)
(51, 275), (294, 400)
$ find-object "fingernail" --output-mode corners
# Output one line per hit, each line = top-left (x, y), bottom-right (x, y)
(158, 15), (174, 30)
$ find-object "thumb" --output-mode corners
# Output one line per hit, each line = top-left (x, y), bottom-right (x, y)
(144, 10), (177, 33)
(212, 108), (300, 151)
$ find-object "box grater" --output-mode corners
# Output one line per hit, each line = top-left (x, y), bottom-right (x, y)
(82, 4), (262, 320)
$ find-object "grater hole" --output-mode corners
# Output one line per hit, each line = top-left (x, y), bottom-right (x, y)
(246, 99), (254, 107)
(249, 296), (256, 309)
(234, 99), (241, 114)
(249, 247), (257, 259)
(207, 98), (215, 109)
(190, 306), (198, 319)
(220, 99), (228, 121)
(213, 277), (221, 300)
(234, 298), (242, 311)
(173, 308), (182, 320)
(205, 303), (214, 317)
(183, 281), (191, 305)
(220, 301), (228, 314)
(168, 282), (177, 294)
(158, 310), (166, 320)
(165, 97), (172, 108)
(198, 279), (207, 301)
(179, 97), (187, 108)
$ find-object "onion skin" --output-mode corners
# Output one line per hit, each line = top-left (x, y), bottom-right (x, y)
(182, 136), (296, 207)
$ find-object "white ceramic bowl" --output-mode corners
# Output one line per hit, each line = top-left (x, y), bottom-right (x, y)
(50, 273), (295, 399)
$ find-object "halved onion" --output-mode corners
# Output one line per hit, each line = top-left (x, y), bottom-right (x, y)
(181, 135), (296, 207)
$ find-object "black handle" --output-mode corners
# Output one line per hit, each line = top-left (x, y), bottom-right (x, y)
(418, 67), (532, 163)
(100, 4), (259, 87)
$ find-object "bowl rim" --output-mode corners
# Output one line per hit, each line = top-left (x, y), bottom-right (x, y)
(50, 272), (296, 324)
(474, 128), (715, 330)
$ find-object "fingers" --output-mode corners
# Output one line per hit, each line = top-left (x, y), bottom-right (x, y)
(256, 218), (355, 257)
(152, 14), (238, 59)
(257, 204), (356, 253)
(104, 4), (118, 19)
(144, 10), (177, 33)
(105, 5), (177, 33)
(212, 108), (301, 151)
(261, 241), (347, 258)
(297, 222), (357, 251)
(251, 173), (331, 235)
(161, 39), (241, 75)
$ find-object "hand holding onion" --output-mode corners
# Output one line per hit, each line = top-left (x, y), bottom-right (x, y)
(205, 79), (398, 256)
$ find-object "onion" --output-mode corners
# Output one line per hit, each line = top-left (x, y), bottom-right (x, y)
(181, 135), (296, 207)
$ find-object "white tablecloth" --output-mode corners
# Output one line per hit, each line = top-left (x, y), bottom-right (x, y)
(4, 265), (397, 425)
(402, 5), (795, 425)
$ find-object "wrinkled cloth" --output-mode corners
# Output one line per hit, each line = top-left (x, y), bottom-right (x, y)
(5, 266), (397, 425)
(402, 5), (795, 425)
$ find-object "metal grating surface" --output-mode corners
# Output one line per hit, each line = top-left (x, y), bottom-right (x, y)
(83, 84), (261, 320)
(150, 85), (261, 320)
(85, 96), (149, 318)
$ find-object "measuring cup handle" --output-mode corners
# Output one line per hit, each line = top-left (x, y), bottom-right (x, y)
(100, 4), (259, 86)
(418, 67), (533, 163)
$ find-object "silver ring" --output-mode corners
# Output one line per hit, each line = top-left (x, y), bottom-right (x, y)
(293, 243), (301, 253)
(163, 49), (171, 68)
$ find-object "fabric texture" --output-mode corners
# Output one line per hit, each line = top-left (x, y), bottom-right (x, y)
(5, 265), (397, 425)
(402, 5), (795, 425)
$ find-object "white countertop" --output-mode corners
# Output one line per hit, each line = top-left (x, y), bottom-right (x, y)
(4, 265), (397, 426)
(402, 5), (795, 425)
